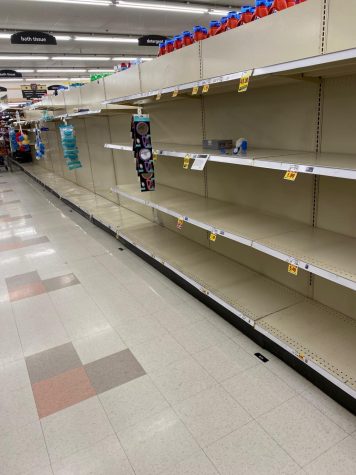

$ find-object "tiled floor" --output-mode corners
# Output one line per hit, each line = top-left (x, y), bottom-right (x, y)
(0, 171), (355, 475)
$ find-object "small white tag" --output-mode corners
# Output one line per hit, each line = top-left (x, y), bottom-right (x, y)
(191, 154), (210, 171)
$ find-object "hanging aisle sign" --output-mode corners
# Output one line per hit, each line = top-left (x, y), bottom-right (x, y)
(138, 35), (168, 46)
(0, 70), (22, 78)
(21, 84), (47, 99)
(0, 86), (7, 92)
(131, 114), (155, 192)
(11, 31), (57, 45)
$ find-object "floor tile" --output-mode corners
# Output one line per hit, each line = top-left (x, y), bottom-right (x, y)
(0, 384), (39, 433)
(118, 408), (200, 475)
(32, 366), (96, 418)
(0, 359), (30, 393)
(26, 342), (82, 384)
(0, 421), (50, 475)
(5, 270), (42, 292)
(258, 395), (347, 466)
(130, 333), (189, 373)
(150, 357), (215, 405)
(265, 357), (313, 394)
(84, 349), (146, 394)
(42, 273), (80, 293)
(0, 307), (24, 366)
(72, 327), (127, 365)
(205, 420), (299, 475)
(174, 320), (230, 354)
(303, 436), (356, 474)
(52, 435), (134, 475)
(174, 384), (251, 447)
(9, 281), (47, 302)
(301, 386), (356, 434)
(114, 314), (169, 347)
(162, 450), (219, 475)
(100, 375), (169, 433)
(194, 340), (259, 382)
(223, 364), (296, 417)
(41, 396), (114, 463)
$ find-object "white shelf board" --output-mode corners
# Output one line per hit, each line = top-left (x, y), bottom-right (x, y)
(105, 143), (356, 180)
(20, 162), (356, 400)
(112, 183), (356, 291)
(102, 47), (356, 106)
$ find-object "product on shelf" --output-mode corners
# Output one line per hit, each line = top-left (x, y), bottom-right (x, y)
(173, 35), (183, 50)
(203, 139), (233, 150)
(35, 127), (45, 160)
(59, 124), (82, 170)
(165, 39), (175, 54)
(182, 31), (194, 47)
(208, 20), (221, 37)
(253, 0), (270, 19)
(227, 11), (240, 30)
(233, 138), (248, 155)
(269, 0), (288, 13)
(239, 5), (254, 25)
(131, 114), (155, 192)
(158, 42), (166, 56)
(215, 16), (229, 35)
(193, 26), (207, 42)
(16, 132), (30, 152)
(9, 127), (18, 152)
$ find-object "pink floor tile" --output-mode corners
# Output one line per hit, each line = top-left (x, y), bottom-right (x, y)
(9, 281), (47, 302)
(32, 367), (96, 419)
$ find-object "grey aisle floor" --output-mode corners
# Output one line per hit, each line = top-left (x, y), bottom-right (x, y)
(0, 171), (355, 475)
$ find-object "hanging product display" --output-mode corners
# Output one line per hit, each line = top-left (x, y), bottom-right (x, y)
(16, 131), (31, 152)
(34, 126), (45, 160)
(131, 114), (155, 192)
(9, 127), (18, 152)
(59, 124), (82, 170)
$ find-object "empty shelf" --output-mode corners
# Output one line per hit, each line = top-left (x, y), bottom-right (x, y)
(112, 183), (356, 291)
(105, 143), (356, 180)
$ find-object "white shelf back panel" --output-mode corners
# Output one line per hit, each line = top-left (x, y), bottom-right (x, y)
(201, 0), (323, 80)
(140, 43), (201, 92)
(63, 88), (81, 114)
(104, 67), (141, 101)
(80, 79), (106, 109)
(325, 0), (356, 54)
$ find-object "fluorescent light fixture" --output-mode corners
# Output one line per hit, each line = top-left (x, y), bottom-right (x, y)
(55, 35), (72, 40)
(37, 69), (87, 72)
(88, 68), (115, 72)
(209, 9), (230, 15)
(112, 57), (137, 61)
(70, 77), (90, 81)
(0, 56), (49, 60)
(28, 0), (111, 5)
(140, 57), (154, 62)
(16, 69), (35, 72)
(26, 78), (69, 81)
(52, 56), (111, 61)
(0, 78), (24, 82)
(75, 36), (138, 43)
(0, 34), (11, 39)
(117, 1), (207, 14)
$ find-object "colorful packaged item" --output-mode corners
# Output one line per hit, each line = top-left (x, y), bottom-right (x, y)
(208, 20), (220, 37)
(269, 0), (288, 13)
(253, 0), (269, 19)
(238, 6), (254, 25)
(59, 124), (82, 170)
(182, 31), (194, 46)
(131, 114), (155, 192)
(215, 17), (228, 34)
(174, 35), (183, 50)
(193, 26), (206, 42)
(35, 127), (45, 160)
(165, 39), (174, 54)
(227, 11), (240, 29)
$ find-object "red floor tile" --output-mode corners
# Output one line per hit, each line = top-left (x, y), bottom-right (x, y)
(32, 367), (96, 419)
(9, 281), (47, 302)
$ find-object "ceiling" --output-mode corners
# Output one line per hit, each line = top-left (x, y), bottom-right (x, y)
(0, 0), (245, 77)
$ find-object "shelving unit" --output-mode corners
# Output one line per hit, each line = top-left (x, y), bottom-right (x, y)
(105, 143), (356, 180)
(23, 0), (356, 413)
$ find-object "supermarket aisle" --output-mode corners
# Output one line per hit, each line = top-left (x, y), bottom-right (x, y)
(0, 171), (355, 475)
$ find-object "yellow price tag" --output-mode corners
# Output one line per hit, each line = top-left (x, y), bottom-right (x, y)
(172, 89), (179, 97)
(238, 69), (253, 93)
(209, 232), (217, 242)
(192, 86), (199, 95)
(183, 154), (191, 169)
(177, 217), (184, 229)
(202, 84), (210, 94)
(284, 170), (298, 181)
(153, 151), (158, 161)
(156, 92), (162, 101)
(288, 263), (299, 276)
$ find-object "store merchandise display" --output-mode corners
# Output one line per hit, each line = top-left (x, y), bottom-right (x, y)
(158, 0), (307, 55)
(22, 0), (356, 413)
(34, 126), (45, 160)
(59, 124), (82, 170)
(131, 114), (155, 192)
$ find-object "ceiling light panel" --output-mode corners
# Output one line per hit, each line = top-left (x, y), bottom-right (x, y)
(16, 69), (35, 72)
(26, 77), (70, 81)
(88, 69), (115, 72)
(52, 56), (111, 61)
(117, 1), (207, 14)
(0, 56), (49, 60)
(112, 57), (137, 61)
(37, 69), (87, 72)
(0, 34), (11, 39)
(54, 35), (72, 40)
(209, 9), (230, 15)
(27, 0), (111, 5)
(75, 36), (138, 43)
